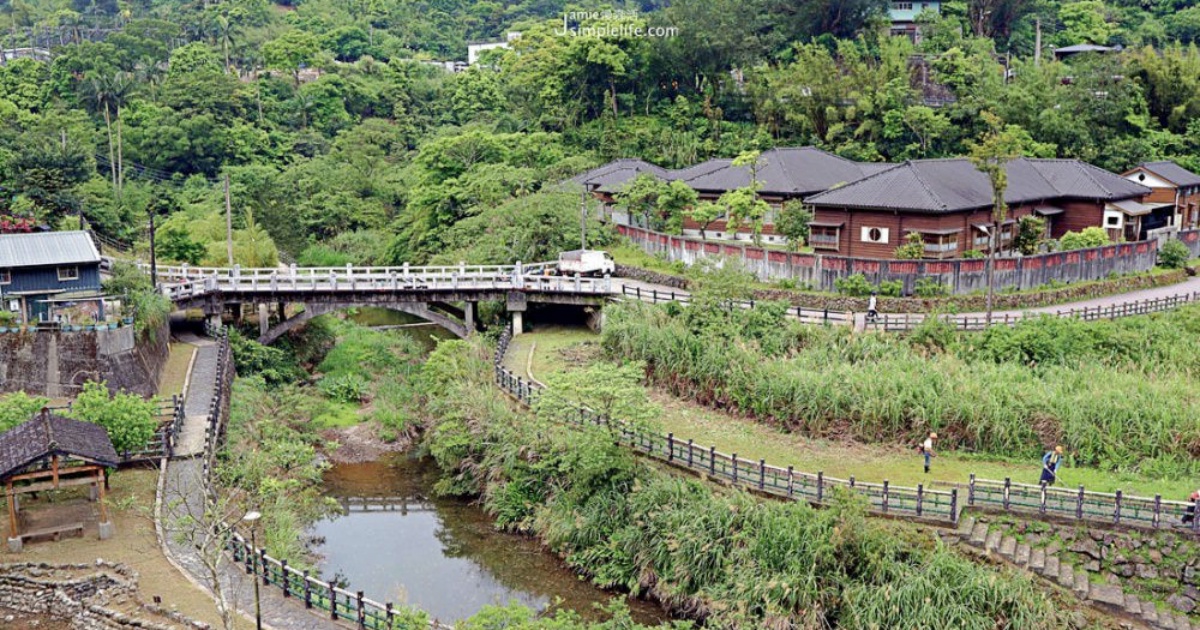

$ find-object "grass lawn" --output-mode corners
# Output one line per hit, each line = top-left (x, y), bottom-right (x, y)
(158, 342), (196, 400)
(507, 325), (1197, 499)
(1, 467), (246, 628)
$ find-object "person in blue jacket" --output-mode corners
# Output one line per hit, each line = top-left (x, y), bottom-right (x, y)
(1040, 445), (1064, 486)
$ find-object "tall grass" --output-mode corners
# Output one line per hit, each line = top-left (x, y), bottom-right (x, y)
(418, 338), (1067, 629)
(602, 302), (1200, 476)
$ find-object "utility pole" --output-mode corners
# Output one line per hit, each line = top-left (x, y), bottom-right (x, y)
(1034, 17), (1042, 67)
(224, 173), (233, 265)
(580, 187), (587, 251)
(148, 206), (158, 287)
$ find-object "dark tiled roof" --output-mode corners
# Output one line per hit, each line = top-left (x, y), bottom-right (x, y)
(681, 147), (876, 196)
(0, 412), (119, 478)
(569, 159), (669, 190)
(806, 158), (1151, 213)
(1137, 161), (1200, 187)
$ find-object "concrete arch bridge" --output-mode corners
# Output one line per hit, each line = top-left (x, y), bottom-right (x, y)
(156, 263), (614, 343)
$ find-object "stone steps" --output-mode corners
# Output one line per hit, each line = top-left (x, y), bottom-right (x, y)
(954, 517), (1197, 630)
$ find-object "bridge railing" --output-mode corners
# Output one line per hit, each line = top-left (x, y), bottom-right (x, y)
(967, 475), (1199, 532)
(157, 264), (613, 300)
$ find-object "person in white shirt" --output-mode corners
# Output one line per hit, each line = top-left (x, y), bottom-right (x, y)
(919, 432), (937, 474)
(867, 292), (878, 321)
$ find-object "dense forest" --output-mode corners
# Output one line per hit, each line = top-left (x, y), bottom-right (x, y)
(5, 0), (1200, 266)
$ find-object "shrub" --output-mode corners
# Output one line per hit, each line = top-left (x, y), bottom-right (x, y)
(66, 381), (159, 455)
(878, 279), (904, 297)
(1158, 239), (1190, 269)
(1014, 215), (1047, 255)
(962, 249), (985, 259)
(1059, 226), (1109, 251)
(318, 373), (368, 403)
(834, 273), (873, 296)
(0, 392), (49, 432)
(914, 277), (949, 297)
(893, 232), (925, 259)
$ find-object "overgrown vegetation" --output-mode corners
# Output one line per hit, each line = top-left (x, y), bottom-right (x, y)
(418, 337), (1070, 629)
(65, 380), (159, 455)
(0, 391), (50, 432)
(602, 299), (1200, 479)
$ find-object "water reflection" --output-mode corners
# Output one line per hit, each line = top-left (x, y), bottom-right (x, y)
(313, 454), (668, 624)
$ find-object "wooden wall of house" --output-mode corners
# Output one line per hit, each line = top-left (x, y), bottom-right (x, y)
(1052, 200), (1107, 238)
(5, 264), (102, 295)
(815, 205), (1042, 258)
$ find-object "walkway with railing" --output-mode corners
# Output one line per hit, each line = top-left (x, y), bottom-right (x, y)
(494, 325), (1200, 535)
(867, 290), (1200, 332)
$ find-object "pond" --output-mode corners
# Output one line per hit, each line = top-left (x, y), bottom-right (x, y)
(312, 454), (670, 625)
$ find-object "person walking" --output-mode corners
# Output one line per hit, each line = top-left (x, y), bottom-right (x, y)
(919, 432), (937, 474)
(1040, 445), (1064, 486)
(866, 292), (879, 322)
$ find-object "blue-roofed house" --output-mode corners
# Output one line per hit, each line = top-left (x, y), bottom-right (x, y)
(0, 231), (104, 323)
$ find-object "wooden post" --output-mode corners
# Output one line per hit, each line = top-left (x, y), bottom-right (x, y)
(7, 479), (17, 539)
(1153, 495), (1161, 529)
(731, 454), (738, 483)
(52, 455), (59, 488)
(709, 446), (716, 476)
(96, 468), (109, 524)
(882, 480), (889, 513)
(357, 591), (366, 629)
(687, 439), (694, 468)
(1040, 482), (1047, 514)
(282, 560), (290, 597)
(1003, 477), (1011, 511)
(787, 466), (794, 498)
(816, 472), (824, 502)
(1076, 485), (1085, 520)
(1114, 490), (1122, 525)
(950, 489), (959, 525)
(968, 473), (976, 506)
(304, 571), (312, 608)
(916, 484), (924, 516)
(667, 433), (674, 462)
(330, 584), (338, 620)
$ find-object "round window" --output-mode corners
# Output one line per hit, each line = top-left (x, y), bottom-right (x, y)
(1138, 173), (1146, 182)
(868, 227), (883, 242)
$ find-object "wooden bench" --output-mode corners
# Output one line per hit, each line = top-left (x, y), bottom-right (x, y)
(19, 522), (84, 542)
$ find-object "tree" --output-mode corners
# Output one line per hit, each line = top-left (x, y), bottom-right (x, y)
(65, 381), (159, 456)
(263, 30), (320, 87)
(685, 201), (722, 241)
(0, 392), (50, 432)
(615, 173), (668, 230)
(719, 187), (769, 246)
(656, 179), (698, 235)
(534, 360), (660, 439)
(776, 200), (813, 250)
(969, 113), (1025, 324)
(1013, 215), (1046, 255)
(1058, 1), (1115, 46)
(85, 71), (136, 202)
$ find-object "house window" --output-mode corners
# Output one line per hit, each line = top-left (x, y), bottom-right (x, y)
(1105, 214), (1121, 227)
(58, 266), (79, 281)
(810, 226), (840, 250)
(861, 226), (890, 244)
(0, 270), (9, 285)
(919, 232), (959, 258)
(893, 1), (913, 10)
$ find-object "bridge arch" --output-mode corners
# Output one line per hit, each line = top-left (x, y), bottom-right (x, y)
(259, 301), (469, 344)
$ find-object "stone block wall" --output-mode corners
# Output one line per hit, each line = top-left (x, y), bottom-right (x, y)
(0, 561), (209, 629)
(0, 323), (169, 398)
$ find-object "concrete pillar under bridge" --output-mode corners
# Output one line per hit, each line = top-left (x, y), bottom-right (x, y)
(464, 301), (475, 334)
(507, 291), (527, 336)
(511, 311), (523, 336)
(258, 303), (269, 339)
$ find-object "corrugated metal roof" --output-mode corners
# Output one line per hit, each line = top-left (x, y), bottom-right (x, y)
(806, 158), (1151, 213)
(0, 231), (101, 268)
(1137, 161), (1200, 187)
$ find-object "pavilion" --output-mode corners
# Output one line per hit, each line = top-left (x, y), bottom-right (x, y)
(1, 409), (119, 552)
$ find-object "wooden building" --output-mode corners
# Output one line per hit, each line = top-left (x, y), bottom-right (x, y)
(2, 409), (119, 551)
(1122, 161), (1200, 230)
(0, 231), (104, 323)
(804, 158), (1152, 259)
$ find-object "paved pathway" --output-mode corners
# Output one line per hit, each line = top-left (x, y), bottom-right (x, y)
(175, 333), (217, 457)
(160, 336), (343, 630)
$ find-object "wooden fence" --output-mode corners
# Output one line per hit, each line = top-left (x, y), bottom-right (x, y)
(620, 286), (853, 325)
(967, 476), (1199, 533)
(868, 290), (1200, 332)
(495, 323), (1199, 536)
(493, 327), (959, 524)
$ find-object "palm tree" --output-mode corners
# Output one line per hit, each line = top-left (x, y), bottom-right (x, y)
(86, 71), (136, 202)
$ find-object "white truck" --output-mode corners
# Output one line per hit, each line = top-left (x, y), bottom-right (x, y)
(556, 250), (615, 277)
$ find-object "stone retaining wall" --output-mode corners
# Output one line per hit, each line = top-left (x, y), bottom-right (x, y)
(0, 323), (169, 398)
(0, 561), (208, 629)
